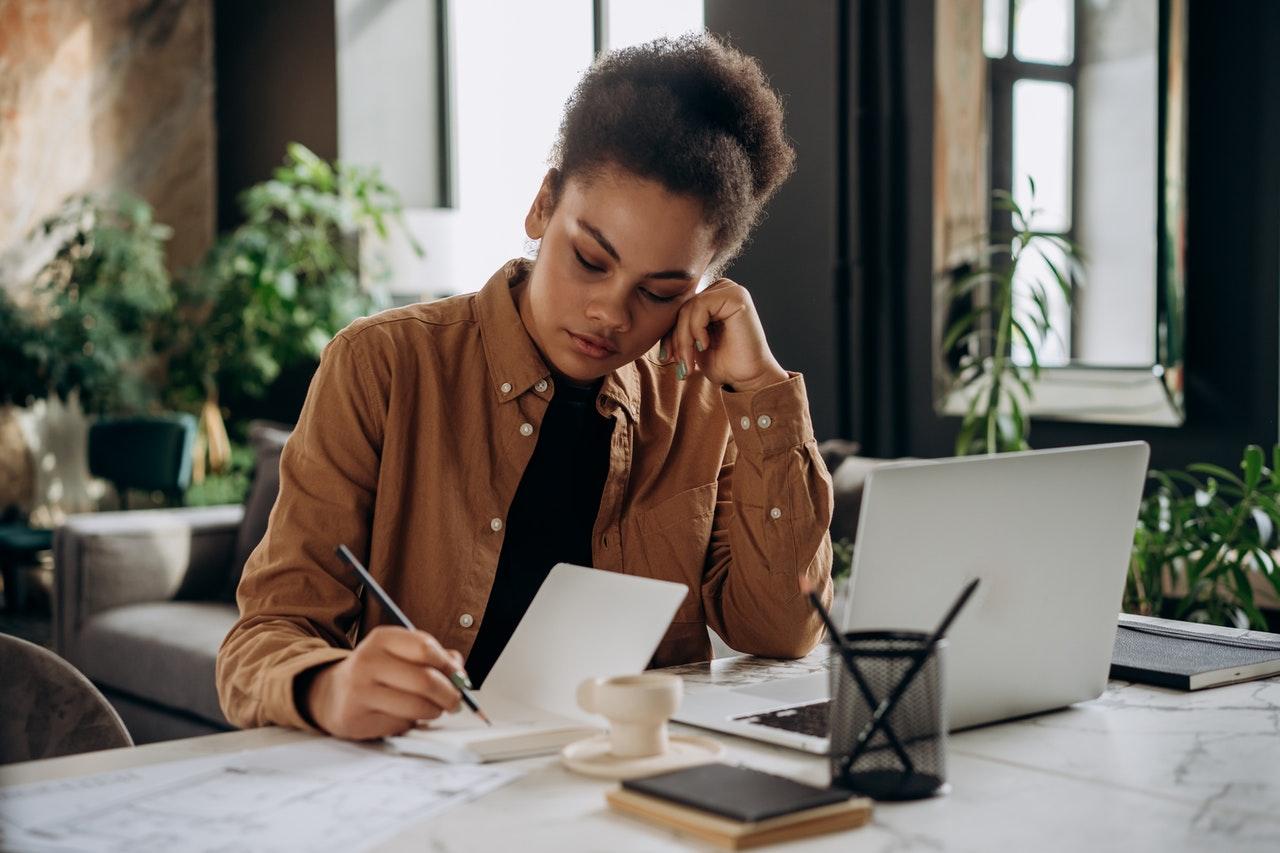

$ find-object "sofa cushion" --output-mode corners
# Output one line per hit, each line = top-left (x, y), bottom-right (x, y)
(73, 601), (240, 728)
(224, 421), (292, 601)
(816, 439), (904, 545)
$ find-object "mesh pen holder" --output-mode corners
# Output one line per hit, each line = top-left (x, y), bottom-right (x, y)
(828, 630), (949, 801)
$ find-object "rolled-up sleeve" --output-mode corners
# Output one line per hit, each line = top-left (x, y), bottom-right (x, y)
(215, 332), (383, 731)
(701, 372), (834, 658)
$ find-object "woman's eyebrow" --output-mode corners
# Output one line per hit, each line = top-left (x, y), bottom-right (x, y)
(577, 219), (696, 281)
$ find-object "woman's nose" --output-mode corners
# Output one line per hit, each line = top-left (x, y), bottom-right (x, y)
(585, 282), (631, 332)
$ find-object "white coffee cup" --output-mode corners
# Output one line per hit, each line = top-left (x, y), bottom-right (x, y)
(576, 673), (683, 758)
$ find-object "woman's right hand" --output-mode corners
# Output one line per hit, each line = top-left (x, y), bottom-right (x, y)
(305, 625), (467, 740)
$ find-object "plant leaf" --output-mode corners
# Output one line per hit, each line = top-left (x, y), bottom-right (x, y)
(1010, 317), (1042, 377)
(1243, 444), (1265, 492)
(1188, 463), (1246, 490)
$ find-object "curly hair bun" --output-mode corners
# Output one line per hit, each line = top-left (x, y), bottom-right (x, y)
(551, 33), (796, 266)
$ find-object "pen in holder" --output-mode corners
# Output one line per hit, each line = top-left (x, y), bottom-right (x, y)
(828, 630), (949, 801)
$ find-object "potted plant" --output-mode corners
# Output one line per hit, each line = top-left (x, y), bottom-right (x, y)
(938, 180), (1084, 454)
(1130, 444), (1280, 630)
(18, 193), (174, 415)
(161, 143), (420, 475)
(3, 193), (174, 519)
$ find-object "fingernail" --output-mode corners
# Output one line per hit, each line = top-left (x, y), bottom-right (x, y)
(658, 342), (667, 362)
(677, 361), (687, 381)
(695, 339), (705, 353)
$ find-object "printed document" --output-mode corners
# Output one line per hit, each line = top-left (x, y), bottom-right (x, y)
(0, 739), (520, 853)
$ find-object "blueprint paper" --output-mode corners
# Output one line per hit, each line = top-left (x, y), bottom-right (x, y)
(0, 739), (521, 852)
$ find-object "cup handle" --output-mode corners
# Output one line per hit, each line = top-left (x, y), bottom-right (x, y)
(576, 677), (600, 714)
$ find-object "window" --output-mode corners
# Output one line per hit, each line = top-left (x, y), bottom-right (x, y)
(601, 0), (704, 52)
(339, 1), (705, 301)
(986, 0), (1077, 368)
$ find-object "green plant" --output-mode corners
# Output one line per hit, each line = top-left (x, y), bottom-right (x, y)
(16, 193), (173, 414)
(940, 180), (1083, 455)
(162, 143), (418, 417)
(1129, 444), (1280, 629)
(184, 442), (255, 507)
(832, 536), (854, 582)
(0, 289), (45, 407)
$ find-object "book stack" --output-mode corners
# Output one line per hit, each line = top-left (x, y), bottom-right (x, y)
(605, 763), (873, 850)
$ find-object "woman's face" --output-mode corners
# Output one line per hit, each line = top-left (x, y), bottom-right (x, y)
(518, 165), (719, 383)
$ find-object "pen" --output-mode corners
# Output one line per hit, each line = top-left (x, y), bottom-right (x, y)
(335, 544), (492, 726)
(800, 577), (915, 773)
(843, 577), (981, 773)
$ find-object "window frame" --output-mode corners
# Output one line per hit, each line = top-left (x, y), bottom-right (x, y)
(988, 0), (1082, 361)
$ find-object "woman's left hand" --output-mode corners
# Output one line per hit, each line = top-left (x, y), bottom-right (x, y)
(659, 278), (789, 392)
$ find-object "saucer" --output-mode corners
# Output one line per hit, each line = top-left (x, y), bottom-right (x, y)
(561, 734), (726, 780)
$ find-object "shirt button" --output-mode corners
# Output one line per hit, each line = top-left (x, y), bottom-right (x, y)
(490, 517), (503, 532)
(459, 613), (474, 628)
(500, 382), (512, 394)
(535, 379), (548, 393)
(757, 415), (773, 429)
(519, 422), (534, 437)
(770, 507), (783, 520)
(739, 416), (751, 430)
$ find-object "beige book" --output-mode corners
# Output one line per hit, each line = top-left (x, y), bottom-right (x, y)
(606, 787), (874, 850)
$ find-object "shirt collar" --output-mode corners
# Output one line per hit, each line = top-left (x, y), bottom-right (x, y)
(475, 259), (640, 421)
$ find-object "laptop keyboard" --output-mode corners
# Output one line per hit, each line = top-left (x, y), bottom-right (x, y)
(733, 699), (830, 738)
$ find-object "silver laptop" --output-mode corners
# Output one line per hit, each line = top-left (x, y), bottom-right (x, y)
(674, 441), (1150, 754)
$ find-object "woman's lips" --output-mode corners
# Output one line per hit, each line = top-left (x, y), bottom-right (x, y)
(568, 331), (616, 359)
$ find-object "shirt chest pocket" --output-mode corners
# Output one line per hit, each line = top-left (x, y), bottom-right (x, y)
(639, 482), (718, 623)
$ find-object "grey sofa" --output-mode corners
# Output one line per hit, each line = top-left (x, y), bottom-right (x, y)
(52, 437), (883, 744)
(53, 504), (244, 743)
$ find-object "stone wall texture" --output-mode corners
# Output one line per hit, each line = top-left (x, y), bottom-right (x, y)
(0, 0), (215, 282)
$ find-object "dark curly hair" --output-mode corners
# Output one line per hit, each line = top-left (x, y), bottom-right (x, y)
(549, 33), (796, 269)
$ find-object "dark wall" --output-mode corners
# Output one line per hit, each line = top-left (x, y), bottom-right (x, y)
(706, 1), (844, 442)
(712, 0), (1280, 471)
(213, 0), (339, 231)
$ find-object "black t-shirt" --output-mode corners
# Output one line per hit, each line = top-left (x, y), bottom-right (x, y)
(464, 378), (614, 686)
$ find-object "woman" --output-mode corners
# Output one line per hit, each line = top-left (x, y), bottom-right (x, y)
(216, 34), (834, 741)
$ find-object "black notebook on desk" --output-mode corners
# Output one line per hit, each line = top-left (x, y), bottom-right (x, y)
(610, 764), (872, 850)
(1111, 614), (1280, 690)
(622, 764), (851, 823)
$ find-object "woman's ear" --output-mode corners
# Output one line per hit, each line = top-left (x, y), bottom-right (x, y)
(524, 169), (559, 240)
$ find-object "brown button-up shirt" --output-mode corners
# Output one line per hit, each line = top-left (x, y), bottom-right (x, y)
(216, 259), (834, 732)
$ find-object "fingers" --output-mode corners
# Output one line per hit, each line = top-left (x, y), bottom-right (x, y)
(357, 625), (466, 715)
(367, 625), (462, 675)
(362, 682), (451, 724)
(669, 279), (741, 379)
(372, 659), (463, 714)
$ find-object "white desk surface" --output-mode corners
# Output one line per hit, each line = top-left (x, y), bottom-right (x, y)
(3, 650), (1279, 853)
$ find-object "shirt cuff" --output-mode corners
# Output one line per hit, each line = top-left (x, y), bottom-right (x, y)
(272, 646), (353, 733)
(721, 372), (816, 458)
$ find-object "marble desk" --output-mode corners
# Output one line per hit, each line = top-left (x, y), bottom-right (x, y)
(3, 650), (1278, 852)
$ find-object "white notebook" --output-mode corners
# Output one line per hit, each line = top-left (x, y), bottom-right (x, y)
(386, 563), (689, 763)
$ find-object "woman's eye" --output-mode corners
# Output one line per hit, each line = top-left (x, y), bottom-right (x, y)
(640, 288), (678, 304)
(574, 248), (605, 273)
